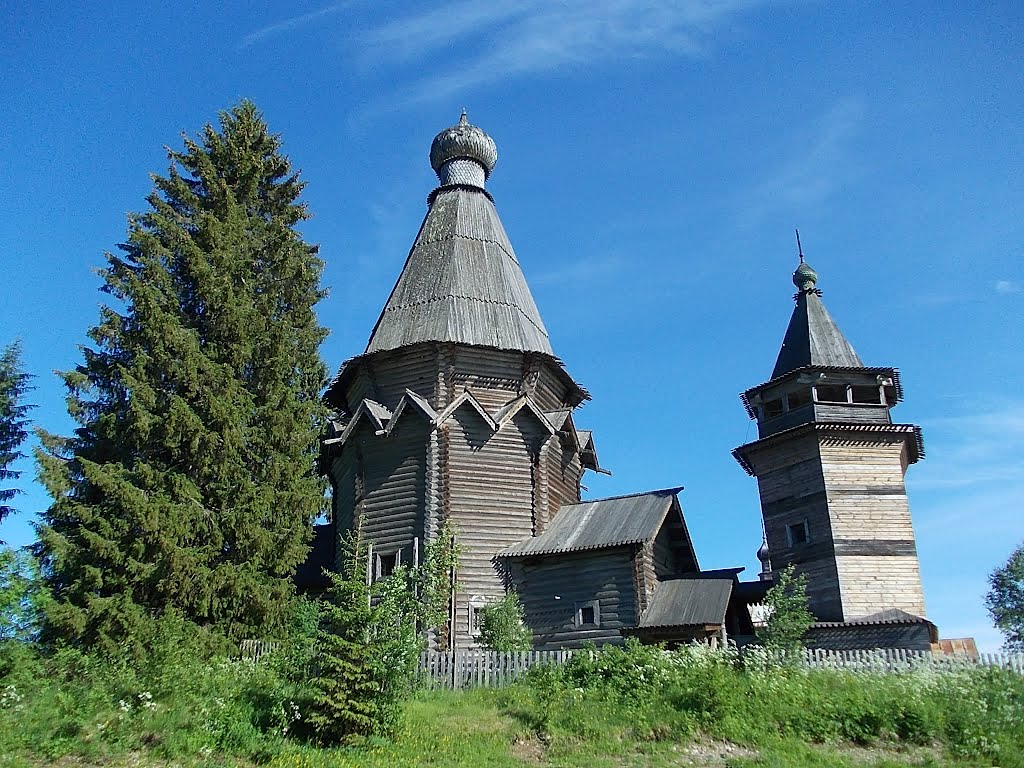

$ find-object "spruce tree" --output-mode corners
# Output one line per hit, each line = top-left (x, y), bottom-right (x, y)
(36, 102), (328, 651)
(0, 341), (33, 532)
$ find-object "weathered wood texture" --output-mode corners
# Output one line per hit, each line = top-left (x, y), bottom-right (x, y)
(447, 408), (543, 644)
(507, 548), (637, 650)
(357, 416), (430, 555)
(806, 620), (932, 651)
(744, 432), (843, 620)
(325, 340), (596, 649)
(544, 438), (583, 527)
(743, 429), (925, 622)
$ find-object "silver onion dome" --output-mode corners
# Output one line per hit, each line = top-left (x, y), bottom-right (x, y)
(430, 111), (498, 185)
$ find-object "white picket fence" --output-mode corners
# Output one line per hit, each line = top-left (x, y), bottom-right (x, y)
(416, 648), (1024, 689)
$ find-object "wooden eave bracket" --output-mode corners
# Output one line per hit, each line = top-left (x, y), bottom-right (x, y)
(493, 394), (556, 435)
(386, 389), (440, 434)
(323, 398), (392, 447)
(436, 389), (499, 431)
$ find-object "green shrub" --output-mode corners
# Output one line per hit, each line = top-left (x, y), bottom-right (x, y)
(478, 591), (532, 652)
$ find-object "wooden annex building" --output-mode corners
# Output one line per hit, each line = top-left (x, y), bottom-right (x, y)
(298, 114), (937, 652)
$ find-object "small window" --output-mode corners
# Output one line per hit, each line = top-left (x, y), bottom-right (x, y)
(851, 385), (882, 404)
(470, 605), (485, 637)
(764, 398), (784, 419)
(375, 551), (399, 580)
(786, 388), (812, 410)
(814, 384), (848, 403)
(787, 521), (810, 546)
(575, 600), (600, 627)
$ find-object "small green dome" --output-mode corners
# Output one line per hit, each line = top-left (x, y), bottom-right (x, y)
(793, 261), (818, 291)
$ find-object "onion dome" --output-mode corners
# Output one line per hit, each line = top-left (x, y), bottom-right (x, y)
(429, 110), (498, 188)
(793, 261), (819, 292)
(757, 539), (770, 565)
(757, 533), (772, 580)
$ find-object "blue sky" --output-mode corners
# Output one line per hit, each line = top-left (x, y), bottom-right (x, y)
(2, 1), (1022, 650)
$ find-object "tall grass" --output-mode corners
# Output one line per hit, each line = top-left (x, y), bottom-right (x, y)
(498, 641), (1024, 767)
(1, 634), (1021, 767)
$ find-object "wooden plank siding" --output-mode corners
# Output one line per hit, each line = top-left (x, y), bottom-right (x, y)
(813, 403), (892, 425)
(450, 346), (525, 410)
(742, 427), (925, 623)
(355, 415), (430, 558)
(508, 548), (638, 649)
(545, 438), (583, 527)
(447, 406), (548, 646)
(819, 438), (926, 619)
(745, 432), (844, 620)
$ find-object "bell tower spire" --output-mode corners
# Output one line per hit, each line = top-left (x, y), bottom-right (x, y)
(734, 241), (927, 625)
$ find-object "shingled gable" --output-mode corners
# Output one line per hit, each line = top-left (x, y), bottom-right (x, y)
(772, 260), (863, 379)
(496, 488), (692, 559)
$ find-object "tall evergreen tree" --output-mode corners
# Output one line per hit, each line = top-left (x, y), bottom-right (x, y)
(36, 102), (329, 651)
(0, 341), (33, 533)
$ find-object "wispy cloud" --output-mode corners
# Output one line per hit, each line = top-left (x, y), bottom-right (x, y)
(244, 1), (775, 106)
(910, 401), (1024, 652)
(359, 0), (762, 103)
(739, 97), (865, 224)
(995, 279), (1020, 295)
(912, 401), (1024, 492)
(240, 2), (356, 48)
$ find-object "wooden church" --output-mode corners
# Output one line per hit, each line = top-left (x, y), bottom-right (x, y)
(300, 114), (937, 651)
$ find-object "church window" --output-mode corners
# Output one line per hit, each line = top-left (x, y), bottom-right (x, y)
(787, 521), (810, 546)
(851, 385), (882, 404)
(375, 550), (399, 580)
(764, 398), (784, 419)
(468, 596), (490, 637)
(786, 388), (812, 410)
(814, 384), (848, 403)
(575, 600), (600, 627)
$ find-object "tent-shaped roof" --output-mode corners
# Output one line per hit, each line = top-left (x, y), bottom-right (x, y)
(364, 177), (552, 355)
(496, 488), (685, 558)
(772, 260), (863, 379)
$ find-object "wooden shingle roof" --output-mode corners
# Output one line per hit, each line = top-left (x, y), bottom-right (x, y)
(637, 577), (733, 629)
(772, 261), (863, 379)
(496, 488), (685, 558)
(364, 186), (553, 356)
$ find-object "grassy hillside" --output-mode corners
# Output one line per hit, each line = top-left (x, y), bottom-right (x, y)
(1, 639), (1021, 767)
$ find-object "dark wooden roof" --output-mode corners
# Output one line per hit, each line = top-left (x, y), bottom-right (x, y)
(772, 289), (863, 379)
(733, 422), (925, 475)
(496, 488), (684, 558)
(364, 186), (553, 356)
(812, 608), (932, 628)
(637, 577), (733, 628)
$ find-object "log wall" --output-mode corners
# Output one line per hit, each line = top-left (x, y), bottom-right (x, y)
(508, 548), (637, 649)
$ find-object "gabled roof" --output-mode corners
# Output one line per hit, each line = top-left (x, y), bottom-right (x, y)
(496, 488), (684, 558)
(364, 187), (553, 356)
(636, 578), (733, 628)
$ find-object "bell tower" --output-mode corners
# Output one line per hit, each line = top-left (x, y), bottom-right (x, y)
(733, 249), (927, 622)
